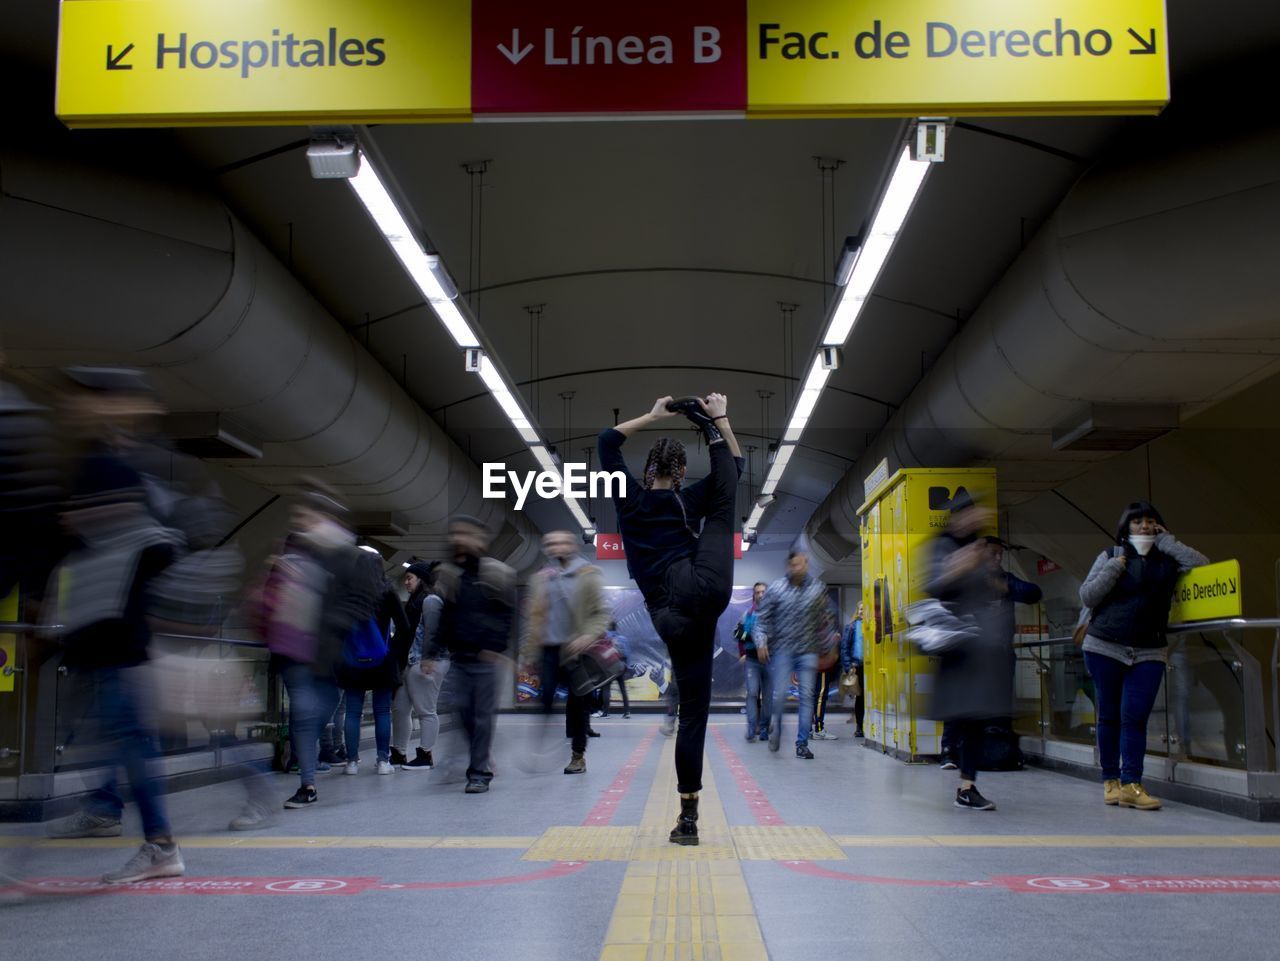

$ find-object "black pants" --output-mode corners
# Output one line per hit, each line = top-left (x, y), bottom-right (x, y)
(602, 675), (630, 715)
(644, 443), (737, 794)
(952, 717), (987, 782)
(813, 666), (839, 731)
(541, 645), (590, 754)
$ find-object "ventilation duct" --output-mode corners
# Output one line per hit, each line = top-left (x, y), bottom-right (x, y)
(0, 146), (543, 571)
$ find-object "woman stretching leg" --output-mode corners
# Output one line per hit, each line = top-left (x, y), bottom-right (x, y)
(598, 394), (742, 846)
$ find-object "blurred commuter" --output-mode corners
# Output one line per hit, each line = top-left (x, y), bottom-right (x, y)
(337, 553), (409, 776)
(840, 603), (865, 737)
(811, 616), (842, 740)
(0, 365), (67, 613)
(599, 622), (631, 718)
(1079, 501), (1207, 810)
(44, 453), (186, 882)
(924, 493), (1005, 811)
(392, 561), (442, 771)
(599, 393), (743, 845)
(527, 530), (610, 775)
(735, 582), (771, 741)
(432, 516), (516, 794)
(758, 551), (830, 760)
(655, 665), (678, 737)
(249, 493), (352, 811)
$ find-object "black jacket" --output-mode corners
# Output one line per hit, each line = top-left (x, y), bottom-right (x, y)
(597, 428), (743, 599)
(434, 555), (515, 662)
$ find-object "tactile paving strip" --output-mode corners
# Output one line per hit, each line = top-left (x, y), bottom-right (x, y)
(523, 826), (638, 862)
(731, 825), (847, 862)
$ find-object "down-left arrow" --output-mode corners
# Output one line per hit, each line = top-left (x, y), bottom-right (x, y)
(106, 43), (135, 70)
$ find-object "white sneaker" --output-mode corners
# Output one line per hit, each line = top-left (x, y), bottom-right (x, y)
(376, 760), (394, 775)
(344, 760), (359, 775)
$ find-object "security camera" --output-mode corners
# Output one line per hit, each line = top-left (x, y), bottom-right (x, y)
(464, 348), (483, 372)
(820, 346), (841, 370)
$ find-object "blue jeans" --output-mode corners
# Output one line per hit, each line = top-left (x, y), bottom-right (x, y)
(1085, 651), (1165, 784)
(744, 658), (770, 737)
(769, 650), (817, 748)
(85, 666), (171, 841)
(344, 687), (392, 763)
(281, 662), (336, 786)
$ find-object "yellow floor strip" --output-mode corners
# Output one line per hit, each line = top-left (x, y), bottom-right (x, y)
(830, 835), (1280, 848)
(598, 740), (769, 961)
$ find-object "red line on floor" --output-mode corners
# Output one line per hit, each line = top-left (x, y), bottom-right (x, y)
(582, 728), (658, 826)
(710, 727), (784, 825)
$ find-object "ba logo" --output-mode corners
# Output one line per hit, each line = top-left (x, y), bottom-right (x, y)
(928, 486), (973, 511)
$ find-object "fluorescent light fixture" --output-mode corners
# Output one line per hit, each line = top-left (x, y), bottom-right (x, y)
(358, 544), (382, 555)
(531, 445), (559, 475)
(402, 562), (411, 568)
(760, 477), (778, 497)
(782, 355), (832, 442)
(821, 146), (930, 347)
(834, 237), (861, 286)
(348, 158), (481, 348)
(477, 355), (541, 443)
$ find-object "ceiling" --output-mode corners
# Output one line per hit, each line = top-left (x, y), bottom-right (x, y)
(4, 1), (1279, 551)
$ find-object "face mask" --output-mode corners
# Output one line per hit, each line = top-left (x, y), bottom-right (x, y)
(1129, 533), (1156, 556)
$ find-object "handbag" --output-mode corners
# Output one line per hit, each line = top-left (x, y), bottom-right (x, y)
(342, 617), (389, 669)
(567, 635), (625, 696)
(906, 598), (980, 654)
(839, 667), (862, 698)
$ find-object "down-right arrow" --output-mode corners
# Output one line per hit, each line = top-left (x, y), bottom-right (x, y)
(1127, 28), (1158, 55)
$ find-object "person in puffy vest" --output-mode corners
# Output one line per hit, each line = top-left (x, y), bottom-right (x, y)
(1078, 501), (1207, 811)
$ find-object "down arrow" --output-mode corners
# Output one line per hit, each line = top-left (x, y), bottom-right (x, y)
(497, 29), (534, 65)
(1127, 28), (1157, 55)
(106, 43), (135, 70)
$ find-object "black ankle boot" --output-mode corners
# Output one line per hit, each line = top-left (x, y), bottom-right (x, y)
(665, 397), (724, 445)
(669, 795), (700, 846)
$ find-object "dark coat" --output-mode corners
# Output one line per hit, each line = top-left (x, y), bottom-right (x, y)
(924, 533), (1011, 722)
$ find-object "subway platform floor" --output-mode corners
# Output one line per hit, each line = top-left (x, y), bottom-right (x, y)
(4, 713), (1280, 961)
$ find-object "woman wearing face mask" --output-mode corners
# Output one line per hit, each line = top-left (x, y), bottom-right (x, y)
(1078, 501), (1208, 810)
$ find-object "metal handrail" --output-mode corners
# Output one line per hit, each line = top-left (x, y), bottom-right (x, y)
(1013, 617), (1280, 652)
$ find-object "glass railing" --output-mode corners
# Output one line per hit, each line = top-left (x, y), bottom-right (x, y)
(0, 624), (278, 786)
(1014, 617), (1280, 785)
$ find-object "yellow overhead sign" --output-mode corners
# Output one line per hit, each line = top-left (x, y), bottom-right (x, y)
(747, 0), (1169, 117)
(56, 0), (472, 127)
(1168, 560), (1242, 624)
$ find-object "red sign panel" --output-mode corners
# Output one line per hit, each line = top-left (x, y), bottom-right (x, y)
(472, 0), (746, 115)
(596, 533), (743, 560)
(1037, 558), (1063, 575)
(595, 534), (627, 561)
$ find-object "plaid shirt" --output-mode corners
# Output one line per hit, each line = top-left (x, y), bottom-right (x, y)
(755, 573), (829, 655)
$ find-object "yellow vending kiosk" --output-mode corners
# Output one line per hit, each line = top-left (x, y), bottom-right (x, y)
(858, 468), (997, 761)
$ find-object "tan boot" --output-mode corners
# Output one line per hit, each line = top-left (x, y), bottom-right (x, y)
(1103, 779), (1122, 805)
(563, 752), (586, 775)
(1118, 782), (1162, 810)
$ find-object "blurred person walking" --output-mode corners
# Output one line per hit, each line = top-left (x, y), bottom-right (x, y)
(599, 393), (743, 845)
(432, 516), (516, 794)
(840, 603), (866, 737)
(758, 551), (830, 760)
(44, 453), (185, 882)
(1079, 502), (1207, 810)
(392, 561), (443, 771)
(735, 582), (771, 741)
(527, 531), (610, 774)
(923, 493), (1005, 811)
